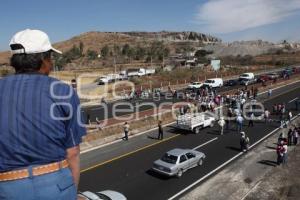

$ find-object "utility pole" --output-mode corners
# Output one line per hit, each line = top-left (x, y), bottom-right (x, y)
(114, 57), (117, 74)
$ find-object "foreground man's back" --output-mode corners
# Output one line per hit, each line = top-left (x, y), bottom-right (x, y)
(0, 29), (86, 200)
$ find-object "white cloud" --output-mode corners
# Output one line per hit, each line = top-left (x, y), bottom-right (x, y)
(196, 0), (300, 33)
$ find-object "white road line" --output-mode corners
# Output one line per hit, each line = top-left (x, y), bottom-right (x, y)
(168, 152), (243, 200)
(193, 137), (218, 150)
(168, 114), (300, 200)
(81, 121), (176, 154)
(241, 180), (262, 200)
(91, 107), (104, 111)
(288, 97), (298, 104)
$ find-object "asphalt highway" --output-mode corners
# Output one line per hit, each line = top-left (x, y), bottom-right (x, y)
(79, 82), (300, 200)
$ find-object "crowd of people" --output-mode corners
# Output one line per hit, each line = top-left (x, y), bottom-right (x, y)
(276, 125), (299, 166)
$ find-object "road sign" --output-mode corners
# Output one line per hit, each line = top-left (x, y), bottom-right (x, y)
(211, 60), (221, 71)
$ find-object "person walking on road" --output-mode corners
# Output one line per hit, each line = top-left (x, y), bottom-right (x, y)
(0, 29), (86, 200)
(264, 109), (270, 123)
(157, 120), (164, 140)
(236, 114), (244, 133)
(218, 117), (225, 135)
(288, 111), (293, 122)
(268, 88), (272, 98)
(248, 112), (254, 127)
(123, 122), (129, 141)
(240, 132), (250, 152)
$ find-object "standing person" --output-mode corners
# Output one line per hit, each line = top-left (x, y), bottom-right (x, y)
(288, 111), (293, 122)
(86, 114), (91, 125)
(264, 109), (270, 123)
(157, 120), (164, 140)
(287, 129), (293, 146)
(282, 142), (288, 165)
(293, 129), (299, 145)
(276, 141), (284, 166)
(218, 117), (225, 135)
(123, 122), (129, 141)
(268, 88), (272, 98)
(248, 112), (254, 127)
(95, 117), (102, 130)
(0, 29), (86, 200)
(240, 132), (250, 152)
(236, 114), (244, 133)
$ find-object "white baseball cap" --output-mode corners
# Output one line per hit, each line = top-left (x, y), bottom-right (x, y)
(9, 29), (62, 55)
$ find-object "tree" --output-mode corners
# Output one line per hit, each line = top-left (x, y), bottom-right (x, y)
(87, 49), (98, 60)
(195, 49), (213, 58)
(79, 41), (84, 56)
(122, 44), (130, 56)
(135, 46), (146, 60)
(101, 45), (109, 58)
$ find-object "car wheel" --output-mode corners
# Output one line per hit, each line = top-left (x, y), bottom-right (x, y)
(198, 158), (203, 166)
(193, 127), (200, 134)
(177, 169), (183, 178)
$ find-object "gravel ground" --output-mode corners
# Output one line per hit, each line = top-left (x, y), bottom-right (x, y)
(181, 118), (300, 200)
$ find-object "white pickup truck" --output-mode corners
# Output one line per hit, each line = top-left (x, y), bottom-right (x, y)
(176, 113), (215, 134)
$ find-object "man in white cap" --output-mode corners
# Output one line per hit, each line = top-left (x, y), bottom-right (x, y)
(0, 29), (86, 200)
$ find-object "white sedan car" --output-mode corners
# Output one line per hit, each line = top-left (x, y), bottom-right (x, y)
(78, 190), (127, 200)
(152, 148), (206, 178)
(188, 82), (203, 89)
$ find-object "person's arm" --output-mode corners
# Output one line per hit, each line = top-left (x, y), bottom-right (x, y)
(66, 145), (81, 188)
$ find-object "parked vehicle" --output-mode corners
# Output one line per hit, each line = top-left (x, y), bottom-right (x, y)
(97, 74), (124, 85)
(225, 79), (238, 86)
(126, 68), (140, 77)
(239, 78), (257, 86)
(257, 75), (270, 83)
(78, 190), (127, 200)
(138, 68), (155, 76)
(203, 78), (223, 88)
(188, 82), (203, 89)
(239, 73), (255, 81)
(97, 76), (111, 85)
(280, 68), (293, 77)
(292, 67), (300, 74)
(267, 73), (279, 80)
(152, 148), (206, 178)
(176, 112), (215, 134)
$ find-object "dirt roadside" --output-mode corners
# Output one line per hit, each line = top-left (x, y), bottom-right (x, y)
(180, 118), (300, 200)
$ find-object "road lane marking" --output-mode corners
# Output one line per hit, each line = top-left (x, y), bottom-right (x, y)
(288, 97), (298, 103)
(80, 134), (180, 173)
(193, 137), (218, 150)
(241, 180), (262, 200)
(168, 114), (299, 200)
(81, 121), (176, 154)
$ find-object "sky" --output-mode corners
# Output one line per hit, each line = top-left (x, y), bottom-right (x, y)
(1, 0), (300, 50)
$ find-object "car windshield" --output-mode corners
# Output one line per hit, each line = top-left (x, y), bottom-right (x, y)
(240, 74), (249, 77)
(161, 153), (178, 164)
(97, 193), (111, 200)
(205, 80), (214, 83)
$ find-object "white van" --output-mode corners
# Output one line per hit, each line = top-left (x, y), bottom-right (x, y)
(239, 73), (255, 80)
(203, 78), (223, 88)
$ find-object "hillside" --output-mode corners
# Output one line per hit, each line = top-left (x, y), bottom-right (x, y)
(204, 40), (300, 57)
(0, 31), (220, 66)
